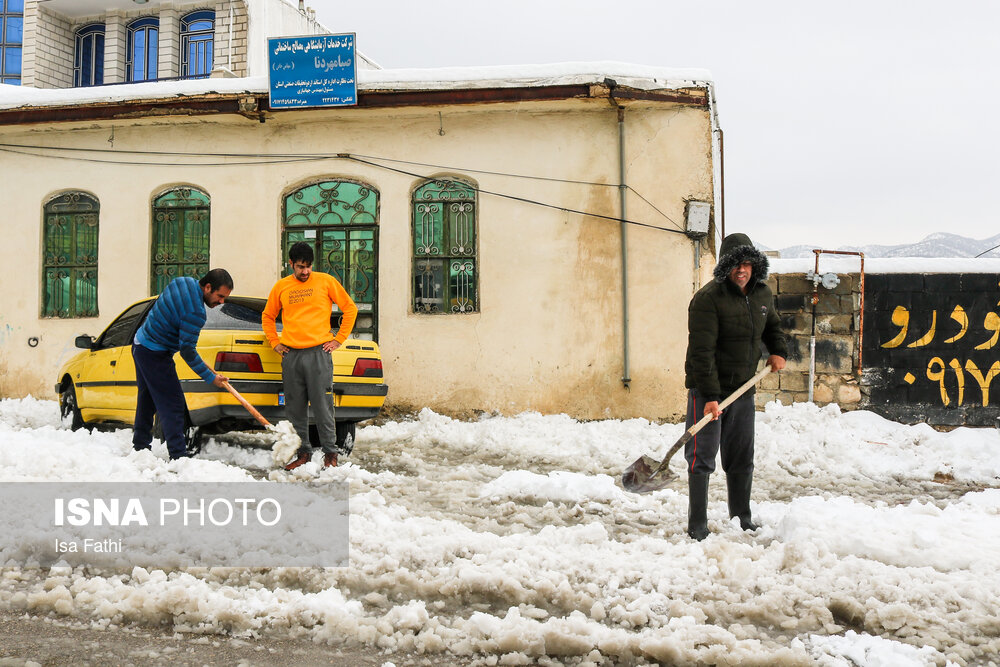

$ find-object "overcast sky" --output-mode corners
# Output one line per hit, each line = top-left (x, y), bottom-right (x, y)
(312, 0), (999, 251)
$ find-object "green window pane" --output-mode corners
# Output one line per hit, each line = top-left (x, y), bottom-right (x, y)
(411, 179), (478, 314)
(413, 201), (443, 256)
(151, 188), (210, 295)
(43, 193), (99, 318)
(413, 258), (444, 313)
(285, 181), (378, 226)
(282, 180), (380, 340)
(449, 259), (476, 313)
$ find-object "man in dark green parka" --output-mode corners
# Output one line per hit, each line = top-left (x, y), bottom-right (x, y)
(684, 232), (787, 540)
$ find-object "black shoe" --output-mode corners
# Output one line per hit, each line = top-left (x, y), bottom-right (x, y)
(687, 473), (710, 541)
(727, 473), (758, 531)
(283, 453), (311, 471)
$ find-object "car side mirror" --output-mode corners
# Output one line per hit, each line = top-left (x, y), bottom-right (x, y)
(75, 335), (95, 350)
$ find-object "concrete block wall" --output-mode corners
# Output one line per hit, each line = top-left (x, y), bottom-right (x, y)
(213, 0), (249, 77)
(762, 269), (1000, 427)
(25, 6), (74, 89)
(758, 272), (863, 411)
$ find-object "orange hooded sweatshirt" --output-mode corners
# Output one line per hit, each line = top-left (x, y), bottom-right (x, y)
(262, 272), (358, 349)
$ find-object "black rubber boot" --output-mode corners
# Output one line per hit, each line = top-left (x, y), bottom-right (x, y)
(687, 473), (710, 541)
(727, 473), (758, 531)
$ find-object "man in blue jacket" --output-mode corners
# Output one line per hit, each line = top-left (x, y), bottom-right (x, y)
(132, 269), (233, 459)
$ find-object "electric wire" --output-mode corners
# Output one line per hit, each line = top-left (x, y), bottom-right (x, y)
(974, 243), (1000, 258)
(342, 154), (686, 235)
(0, 145), (329, 166)
(0, 142), (688, 234)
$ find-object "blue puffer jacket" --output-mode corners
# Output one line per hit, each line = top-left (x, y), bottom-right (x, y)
(134, 277), (214, 383)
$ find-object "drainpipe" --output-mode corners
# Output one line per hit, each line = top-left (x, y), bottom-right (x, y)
(617, 105), (631, 389)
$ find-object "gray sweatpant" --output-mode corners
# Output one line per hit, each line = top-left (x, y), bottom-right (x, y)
(281, 345), (337, 455)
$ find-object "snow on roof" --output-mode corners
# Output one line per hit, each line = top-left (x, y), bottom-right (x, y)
(0, 62), (712, 112)
(770, 257), (1000, 274)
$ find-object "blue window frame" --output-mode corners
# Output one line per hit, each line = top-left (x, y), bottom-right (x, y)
(180, 10), (214, 79)
(126, 17), (158, 82)
(74, 24), (105, 87)
(1, 0), (23, 85)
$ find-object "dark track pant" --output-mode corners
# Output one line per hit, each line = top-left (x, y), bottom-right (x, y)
(683, 388), (756, 476)
(282, 345), (337, 455)
(132, 343), (188, 459)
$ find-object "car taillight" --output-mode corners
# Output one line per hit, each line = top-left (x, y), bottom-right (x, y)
(352, 358), (383, 377)
(215, 352), (263, 373)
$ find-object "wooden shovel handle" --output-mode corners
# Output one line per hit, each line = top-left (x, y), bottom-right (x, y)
(221, 381), (272, 428)
(652, 365), (773, 475)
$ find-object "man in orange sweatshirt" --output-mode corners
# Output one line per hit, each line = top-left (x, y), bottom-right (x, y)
(262, 242), (358, 470)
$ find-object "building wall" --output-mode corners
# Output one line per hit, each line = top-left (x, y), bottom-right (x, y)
(0, 97), (714, 420)
(21, 0), (251, 86)
(763, 269), (1000, 427)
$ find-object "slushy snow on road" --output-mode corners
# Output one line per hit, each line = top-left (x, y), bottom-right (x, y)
(1, 395), (997, 666)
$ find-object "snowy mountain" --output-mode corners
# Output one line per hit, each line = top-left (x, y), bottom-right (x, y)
(775, 232), (1000, 259)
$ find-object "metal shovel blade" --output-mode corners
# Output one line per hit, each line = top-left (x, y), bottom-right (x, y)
(622, 454), (676, 493)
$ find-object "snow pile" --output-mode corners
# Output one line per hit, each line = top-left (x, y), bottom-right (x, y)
(0, 396), (996, 664)
(268, 420), (301, 466)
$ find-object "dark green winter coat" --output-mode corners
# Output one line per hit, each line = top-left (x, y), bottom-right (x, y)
(684, 233), (788, 401)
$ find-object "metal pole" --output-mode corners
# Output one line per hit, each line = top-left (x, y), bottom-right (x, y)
(617, 105), (631, 388)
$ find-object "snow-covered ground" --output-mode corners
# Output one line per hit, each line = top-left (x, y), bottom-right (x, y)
(1, 396), (998, 666)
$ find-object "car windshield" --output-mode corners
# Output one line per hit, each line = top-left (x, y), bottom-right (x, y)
(204, 296), (282, 331)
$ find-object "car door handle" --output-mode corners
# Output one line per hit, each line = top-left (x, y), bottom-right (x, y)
(110, 360), (117, 366)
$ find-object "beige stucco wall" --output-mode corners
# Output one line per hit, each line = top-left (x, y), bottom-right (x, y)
(0, 95), (715, 420)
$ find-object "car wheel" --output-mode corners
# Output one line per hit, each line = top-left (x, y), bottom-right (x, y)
(59, 382), (85, 431)
(308, 422), (356, 452)
(152, 415), (204, 457)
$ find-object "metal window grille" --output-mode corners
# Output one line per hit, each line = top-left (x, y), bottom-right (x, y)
(282, 181), (379, 341)
(73, 24), (105, 87)
(412, 179), (478, 314)
(180, 10), (214, 79)
(1, 0), (23, 85)
(126, 17), (158, 82)
(43, 192), (99, 318)
(151, 188), (211, 295)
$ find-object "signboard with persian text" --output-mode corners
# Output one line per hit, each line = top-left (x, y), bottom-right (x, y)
(267, 33), (357, 109)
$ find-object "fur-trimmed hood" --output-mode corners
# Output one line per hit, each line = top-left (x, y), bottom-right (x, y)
(712, 232), (769, 284)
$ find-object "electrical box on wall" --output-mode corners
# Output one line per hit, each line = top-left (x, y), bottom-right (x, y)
(685, 200), (711, 238)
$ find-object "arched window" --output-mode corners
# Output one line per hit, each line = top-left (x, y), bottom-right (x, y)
(126, 17), (158, 82)
(180, 10), (214, 78)
(1, 0), (23, 85)
(74, 24), (105, 87)
(43, 192), (99, 318)
(282, 180), (379, 340)
(412, 178), (478, 313)
(151, 187), (210, 295)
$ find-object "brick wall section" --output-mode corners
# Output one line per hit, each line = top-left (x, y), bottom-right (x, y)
(19, 1), (37, 86)
(21, 1), (248, 87)
(103, 12), (126, 84)
(158, 6), (180, 79)
(29, 7), (74, 88)
(757, 272), (863, 410)
(213, 0), (248, 77)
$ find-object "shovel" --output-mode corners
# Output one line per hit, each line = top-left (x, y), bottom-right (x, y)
(222, 381), (303, 465)
(221, 380), (272, 428)
(622, 366), (772, 493)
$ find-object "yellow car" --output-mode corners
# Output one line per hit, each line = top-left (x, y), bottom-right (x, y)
(55, 296), (387, 454)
